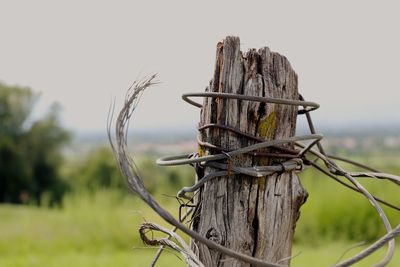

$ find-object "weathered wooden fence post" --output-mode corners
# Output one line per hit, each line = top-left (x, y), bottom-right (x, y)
(191, 36), (308, 266)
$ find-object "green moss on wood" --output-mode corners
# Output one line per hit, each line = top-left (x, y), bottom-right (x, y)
(258, 111), (277, 139)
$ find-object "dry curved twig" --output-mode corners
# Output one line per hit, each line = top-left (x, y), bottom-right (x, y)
(139, 222), (203, 267)
(149, 207), (194, 267)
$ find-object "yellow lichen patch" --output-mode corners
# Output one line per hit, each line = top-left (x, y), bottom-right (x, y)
(198, 144), (205, 157)
(258, 111), (277, 140)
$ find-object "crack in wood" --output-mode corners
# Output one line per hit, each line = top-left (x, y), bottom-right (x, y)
(192, 36), (307, 266)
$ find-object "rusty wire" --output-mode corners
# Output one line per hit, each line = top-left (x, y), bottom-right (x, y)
(108, 74), (400, 267)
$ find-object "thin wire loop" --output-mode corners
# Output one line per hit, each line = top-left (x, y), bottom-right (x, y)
(157, 134), (322, 166)
(182, 92), (320, 114)
(158, 91), (400, 267)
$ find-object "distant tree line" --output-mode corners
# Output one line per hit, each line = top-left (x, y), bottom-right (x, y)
(0, 82), (69, 206)
(0, 81), (193, 207)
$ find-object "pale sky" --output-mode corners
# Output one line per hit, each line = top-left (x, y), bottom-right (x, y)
(1, 1), (399, 133)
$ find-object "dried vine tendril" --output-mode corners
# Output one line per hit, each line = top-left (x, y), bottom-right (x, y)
(108, 74), (400, 267)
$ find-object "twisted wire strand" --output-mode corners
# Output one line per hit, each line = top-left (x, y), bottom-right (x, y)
(299, 146), (396, 267)
(108, 75), (286, 267)
(334, 224), (400, 267)
(308, 161), (400, 212)
(181, 92), (319, 114)
(150, 207), (194, 267)
(297, 96), (397, 267)
(296, 142), (400, 211)
(168, 91), (400, 266)
(140, 221), (204, 267)
(109, 75), (400, 267)
(156, 134), (322, 166)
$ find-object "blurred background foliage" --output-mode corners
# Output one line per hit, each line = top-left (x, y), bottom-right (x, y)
(1, 82), (399, 266)
(0, 82), (70, 206)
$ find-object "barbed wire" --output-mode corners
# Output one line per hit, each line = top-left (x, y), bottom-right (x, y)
(108, 74), (400, 267)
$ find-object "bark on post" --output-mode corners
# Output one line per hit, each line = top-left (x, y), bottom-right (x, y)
(191, 36), (308, 266)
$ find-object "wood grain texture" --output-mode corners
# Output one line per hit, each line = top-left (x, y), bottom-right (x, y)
(191, 36), (307, 266)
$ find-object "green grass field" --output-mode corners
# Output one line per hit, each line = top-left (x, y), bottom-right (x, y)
(1, 184), (399, 267)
